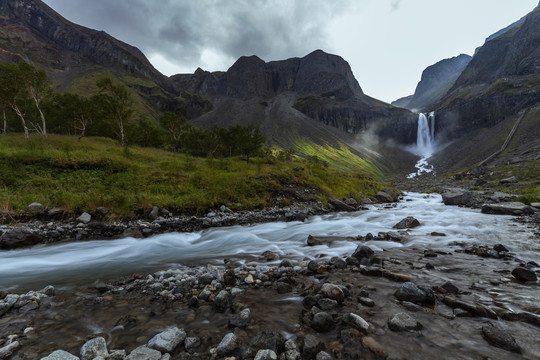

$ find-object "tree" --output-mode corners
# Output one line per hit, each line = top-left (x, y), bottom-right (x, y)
(230, 125), (265, 163)
(96, 77), (133, 146)
(19, 61), (53, 136)
(47, 92), (95, 139)
(0, 62), (30, 138)
(160, 111), (187, 145)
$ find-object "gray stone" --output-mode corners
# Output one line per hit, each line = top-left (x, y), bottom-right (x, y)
(317, 298), (338, 311)
(254, 349), (278, 360)
(343, 313), (370, 333)
(28, 202), (44, 212)
(511, 267), (537, 282)
(80, 337), (108, 360)
(482, 322), (521, 353)
(108, 350), (127, 360)
(374, 191), (393, 203)
(482, 202), (535, 216)
(184, 337), (201, 351)
(276, 282), (292, 294)
(500, 176), (517, 184)
(126, 346), (162, 360)
(251, 331), (283, 353)
(96, 207), (109, 215)
(0, 341), (20, 359)
(214, 290), (230, 312)
(40, 285), (55, 296)
(352, 245), (374, 263)
(216, 333), (238, 357)
(401, 301), (424, 312)
(320, 283), (344, 302)
(442, 188), (473, 206)
(329, 256), (347, 269)
(302, 335), (322, 360)
(394, 282), (427, 304)
(229, 308), (251, 328)
(40, 350), (80, 360)
(311, 311), (334, 332)
(0, 302), (9, 316)
(283, 350), (302, 360)
(329, 198), (356, 212)
(316, 351), (332, 360)
(393, 216), (421, 229)
(307, 235), (348, 246)
(147, 327), (186, 353)
(47, 207), (64, 217)
(77, 212), (91, 224)
(149, 206), (159, 220)
(388, 312), (423, 331)
(531, 202), (540, 209)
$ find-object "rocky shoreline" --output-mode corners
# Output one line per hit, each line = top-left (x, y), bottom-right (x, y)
(0, 189), (402, 250)
(1, 232), (539, 359)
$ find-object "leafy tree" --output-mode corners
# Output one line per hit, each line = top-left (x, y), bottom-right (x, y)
(96, 77), (133, 146)
(46, 92), (95, 139)
(128, 116), (165, 148)
(19, 61), (53, 136)
(160, 111), (187, 146)
(0, 62), (30, 138)
(229, 125), (265, 163)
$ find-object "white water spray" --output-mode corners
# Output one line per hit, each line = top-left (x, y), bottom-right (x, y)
(408, 112), (436, 178)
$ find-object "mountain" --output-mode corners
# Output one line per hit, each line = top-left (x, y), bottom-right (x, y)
(0, 0), (419, 177)
(394, 54), (471, 111)
(430, 4), (540, 173)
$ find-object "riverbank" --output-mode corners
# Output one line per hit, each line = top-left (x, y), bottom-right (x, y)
(1, 233), (539, 359)
(1, 192), (539, 359)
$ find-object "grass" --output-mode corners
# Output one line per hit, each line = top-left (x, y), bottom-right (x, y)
(0, 134), (384, 218)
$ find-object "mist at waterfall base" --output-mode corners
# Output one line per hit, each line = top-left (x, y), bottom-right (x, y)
(407, 112), (437, 178)
(1, 193), (538, 291)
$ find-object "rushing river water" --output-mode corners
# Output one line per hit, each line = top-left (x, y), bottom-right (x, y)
(0, 193), (538, 291)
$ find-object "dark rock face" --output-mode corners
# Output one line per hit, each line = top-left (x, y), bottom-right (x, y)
(405, 54), (472, 111)
(0, 228), (41, 249)
(393, 216), (421, 229)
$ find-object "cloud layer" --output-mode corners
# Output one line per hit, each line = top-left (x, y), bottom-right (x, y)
(44, 0), (352, 72)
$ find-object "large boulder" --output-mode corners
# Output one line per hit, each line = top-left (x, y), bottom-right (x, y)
(41, 350), (80, 360)
(442, 188), (473, 206)
(80, 337), (108, 360)
(481, 202), (535, 216)
(393, 216), (420, 229)
(374, 191), (394, 203)
(0, 228), (41, 249)
(328, 198), (356, 212)
(147, 327), (186, 353)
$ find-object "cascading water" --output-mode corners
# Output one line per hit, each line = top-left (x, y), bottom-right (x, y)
(407, 112), (436, 178)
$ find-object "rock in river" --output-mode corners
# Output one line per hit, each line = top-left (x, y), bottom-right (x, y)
(0, 228), (41, 249)
(393, 216), (421, 229)
(511, 267), (537, 282)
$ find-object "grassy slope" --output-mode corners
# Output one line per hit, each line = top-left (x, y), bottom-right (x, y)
(0, 134), (384, 218)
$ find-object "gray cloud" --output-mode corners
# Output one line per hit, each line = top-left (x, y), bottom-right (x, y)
(42, 0), (353, 71)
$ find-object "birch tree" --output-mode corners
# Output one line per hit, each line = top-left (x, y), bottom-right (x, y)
(96, 77), (133, 146)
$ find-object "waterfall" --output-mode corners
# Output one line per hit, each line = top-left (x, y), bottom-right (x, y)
(416, 112), (435, 156)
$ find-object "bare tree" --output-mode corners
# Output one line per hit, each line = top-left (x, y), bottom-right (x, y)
(0, 62), (29, 138)
(19, 62), (53, 137)
(96, 77), (133, 146)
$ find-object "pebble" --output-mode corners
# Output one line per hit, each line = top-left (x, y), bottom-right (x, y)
(80, 337), (108, 360)
(388, 312), (423, 331)
(216, 333), (238, 357)
(343, 313), (370, 333)
(311, 311), (334, 332)
(125, 346), (162, 360)
(394, 282), (427, 304)
(320, 283), (345, 302)
(361, 336), (387, 357)
(254, 349), (278, 360)
(147, 327), (186, 353)
(40, 350), (80, 360)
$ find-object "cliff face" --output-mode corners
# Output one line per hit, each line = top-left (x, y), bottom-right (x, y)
(0, 0), (167, 87)
(434, 5), (540, 140)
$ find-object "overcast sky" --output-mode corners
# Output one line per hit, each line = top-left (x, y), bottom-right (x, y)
(42, 0), (538, 103)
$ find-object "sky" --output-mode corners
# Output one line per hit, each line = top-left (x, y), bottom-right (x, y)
(42, 0), (538, 103)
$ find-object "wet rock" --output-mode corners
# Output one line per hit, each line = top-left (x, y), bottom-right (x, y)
(244, 274), (255, 284)
(254, 349), (278, 360)
(0, 302), (9, 316)
(441, 281), (459, 294)
(223, 269), (236, 286)
(216, 333), (238, 357)
(329, 256), (347, 269)
(251, 331), (283, 353)
(276, 282), (292, 294)
(80, 337), (108, 360)
(77, 212), (91, 224)
(307, 260), (319, 273)
(41, 350), (80, 360)
(311, 311), (334, 332)
(374, 191), (394, 203)
(302, 335), (322, 359)
(0, 227), (41, 249)
(184, 337), (201, 351)
(329, 198), (356, 212)
(493, 244), (509, 252)
(317, 298), (338, 311)
(442, 297), (497, 319)
(346, 257), (360, 266)
(147, 327), (186, 353)
(352, 245), (374, 263)
(28, 202), (44, 212)
(401, 301), (424, 312)
(481, 322), (521, 354)
(358, 296), (375, 307)
(320, 283), (344, 302)
(442, 188), (473, 206)
(261, 250), (279, 261)
(214, 290), (230, 312)
(481, 202), (534, 216)
(108, 350), (126, 360)
(315, 351), (332, 360)
(0, 340), (20, 359)
(307, 235), (348, 246)
(229, 308), (251, 328)
(126, 346), (162, 360)
(388, 312), (423, 331)
(361, 336), (387, 357)
(394, 282), (427, 304)
(343, 313), (370, 333)
(393, 216), (420, 229)
(511, 267), (537, 282)
(280, 259), (293, 268)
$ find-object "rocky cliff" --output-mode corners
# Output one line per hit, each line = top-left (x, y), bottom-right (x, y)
(434, 4), (540, 141)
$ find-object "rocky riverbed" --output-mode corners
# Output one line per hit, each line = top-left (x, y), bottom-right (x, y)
(1, 231), (539, 359)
